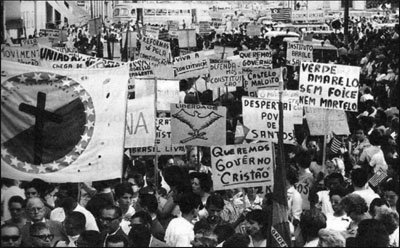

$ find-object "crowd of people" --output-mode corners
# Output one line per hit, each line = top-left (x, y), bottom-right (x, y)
(2, 6), (400, 248)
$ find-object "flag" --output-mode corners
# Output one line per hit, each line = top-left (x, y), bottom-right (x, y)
(369, 168), (388, 187)
(271, 8), (292, 22)
(330, 133), (342, 154)
(1, 60), (129, 183)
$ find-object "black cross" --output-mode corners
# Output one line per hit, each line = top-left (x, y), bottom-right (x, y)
(19, 92), (62, 165)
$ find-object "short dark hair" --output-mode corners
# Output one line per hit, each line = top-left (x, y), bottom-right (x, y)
(189, 172), (213, 193)
(100, 205), (122, 218)
(65, 211), (86, 230)
(214, 224), (235, 244)
(105, 234), (129, 247)
(325, 172), (345, 185)
(245, 210), (269, 238)
(138, 194), (158, 213)
(78, 230), (102, 247)
(381, 178), (399, 194)
(356, 219), (389, 247)
(1, 223), (20, 235)
(176, 192), (202, 215)
(193, 218), (212, 235)
(114, 182), (134, 199)
(295, 150), (312, 168)
(300, 209), (327, 240)
(223, 233), (250, 247)
(329, 186), (348, 199)
(127, 173), (145, 188)
(286, 165), (299, 185)
(369, 198), (390, 216)
(131, 211), (152, 226)
(205, 193), (225, 210)
(351, 168), (369, 187)
(29, 222), (50, 236)
(341, 194), (368, 215)
(8, 195), (25, 208)
(368, 129), (383, 146)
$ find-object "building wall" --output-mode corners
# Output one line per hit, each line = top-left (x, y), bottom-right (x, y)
(305, 0), (366, 10)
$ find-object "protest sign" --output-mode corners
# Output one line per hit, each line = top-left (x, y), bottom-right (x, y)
(286, 41), (313, 66)
(246, 23), (261, 37)
(21, 38), (38, 47)
(167, 20), (179, 31)
(169, 29), (196, 48)
(199, 21), (212, 35)
(1, 60), (129, 182)
(40, 29), (61, 42)
(171, 104), (226, 146)
(239, 50), (273, 68)
(139, 36), (171, 66)
(257, 89), (303, 124)
(242, 97), (296, 144)
(211, 143), (274, 191)
(173, 51), (210, 79)
(144, 25), (160, 39)
(1, 46), (40, 66)
(129, 59), (154, 78)
(243, 67), (281, 94)
(157, 80), (180, 111)
(49, 61), (89, 69)
(299, 62), (360, 111)
(53, 46), (79, 54)
(212, 46), (236, 60)
(209, 60), (243, 89)
(125, 96), (156, 148)
(134, 78), (155, 99)
(291, 10), (325, 23)
(131, 118), (186, 155)
(305, 107), (350, 135)
(152, 63), (176, 79)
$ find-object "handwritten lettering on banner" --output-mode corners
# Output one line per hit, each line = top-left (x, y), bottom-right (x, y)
(171, 104), (226, 146)
(305, 107), (350, 135)
(21, 38), (38, 47)
(239, 50), (272, 68)
(54, 47), (79, 54)
(157, 80), (180, 111)
(299, 62), (360, 112)
(1, 46), (40, 65)
(144, 25), (160, 39)
(129, 59), (154, 78)
(211, 143), (274, 190)
(242, 97), (296, 144)
(243, 67), (281, 94)
(173, 52), (210, 79)
(257, 89), (303, 124)
(125, 96), (156, 148)
(286, 41), (313, 66)
(209, 60), (243, 89)
(292, 10), (325, 23)
(131, 118), (186, 155)
(49, 61), (89, 69)
(139, 36), (171, 66)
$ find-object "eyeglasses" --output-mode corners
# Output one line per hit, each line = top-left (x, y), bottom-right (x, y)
(1, 235), (20, 242)
(31, 234), (54, 241)
(28, 207), (43, 213)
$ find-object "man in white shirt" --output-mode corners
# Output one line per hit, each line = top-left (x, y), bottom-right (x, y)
(351, 168), (380, 208)
(325, 187), (351, 232)
(165, 192), (202, 247)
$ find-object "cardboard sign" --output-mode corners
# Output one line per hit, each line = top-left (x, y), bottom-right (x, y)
(246, 23), (261, 37)
(125, 96), (156, 148)
(239, 50), (273, 68)
(129, 59), (154, 78)
(171, 104), (226, 146)
(211, 143), (274, 191)
(242, 97), (296, 144)
(291, 10), (325, 23)
(173, 51), (210, 79)
(305, 107), (350, 135)
(199, 21), (212, 34)
(209, 60), (243, 89)
(157, 80), (180, 111)
(139, 36), (172, 66)
(131, 118), (187, 155)
(1, 46), (40, 66)
(169, 29), (196, 48)
(299, 62), (360, 112)
(257, 89), (303, 124)
(286, 41), (313, 66)
(144, 25), (160, 39)
(243, 67), (281, 94)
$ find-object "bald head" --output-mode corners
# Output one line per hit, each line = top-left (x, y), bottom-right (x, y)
(26, 197), (45, 222)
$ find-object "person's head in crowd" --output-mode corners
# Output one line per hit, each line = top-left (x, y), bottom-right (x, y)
(1, 224), (21, 247)
(76, 230), (102, 247)
(114, 182), (133, 211)
(24, 180), (42, 199)
(375, 208), (399, 236)
(8, 196), (25, 222)
(126, 173), (144, 197)
(191, 219), (218, 247)
(307, 139), (320, 153)
(63, 211), (86, 240)
(128, 211), (152, 247)
(214, 223), (235, 245)
(137, 192), (158, 215)
(380, 178), (399, 209)
(354, 219), (390, 247)
(326, 157), (345, 176)
(163, 166), (191, 194)
(317, 228), (345, 247)
(286, 165), (299, 188)
(29, 222), (54, 247)
(158, 155), (174, 171)
(55, 183), (78, 207)
(309, 191), (323, 211)
(26, 197), (46, 223)
(350, 168), (369, 188)
(144, 163), (162, 191)
(205, 193), (225, 225)
(354, 127), (368, 142)
(369, 198), (390, 218)
(368, 128), (384, 146)
(105, 234), (129, 247)
(222, 233), (250, 247)
(300, 209), (327, 243)
(176, 192), (202, 220)
(187, 146), (203, 168)
(43, 184), (58, 209)
(244, 209), (268, 241)
(295, 150), (312, 169)
(329, 187), (348, 216)
(97, 205), (122, 234)
(190, 172), (212, 196)
(340, 193), (369, 221)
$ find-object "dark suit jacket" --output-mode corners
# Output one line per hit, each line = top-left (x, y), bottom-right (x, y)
(151, 217), (166, 241)
(101, 227), (130, 246)
(21, 219), (68, 247)
(150, 236), (168, 247)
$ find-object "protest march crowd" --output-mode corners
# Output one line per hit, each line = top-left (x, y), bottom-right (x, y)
(1, 3), (400, 248)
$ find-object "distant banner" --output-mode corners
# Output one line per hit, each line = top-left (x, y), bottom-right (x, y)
(173, 51), (210, 79)
(144, 25), (160, 39)
(199, 21), (212, 35)
(139, 36), (171, 66)
(291, 10), (325, 23)
(157, 80), (180, 111)
(209, 60), (243, 89)
(305, 107), (350, 135)
(239, 50), (272, 68)
(243, 67), (281, 94)
(131, 118), (186, 155)
(169, 29), (196, 48)
(242, 97), (296, 144)
(171, 104), (226, 146)
(167, 20), (179, 31)
(246, 23), (261, 37)
(1, 46), (40, 66)
(211, 143), (274, 190)
(53, 47), (79, 54)
(49, 61), (89, 69)
(299, 62), (360, 111)
(129, 59), (154, 78)
(21, 38), (39, 47)
(40, 29), (61, 42)
(286, 41), (313, 66)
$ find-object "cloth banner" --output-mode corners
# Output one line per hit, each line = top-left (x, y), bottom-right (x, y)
(1, 61), (129, 182)
(1, 45), (40, 66)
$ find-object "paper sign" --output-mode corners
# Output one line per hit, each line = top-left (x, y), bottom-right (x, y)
(157, 80), (180, 111)
(211, 143), (274, 191)
(209, 60), (243, 89)
(199, 21), (212, 34)
(130, 118), (186, 155)
(167, 20), (179, 31)
(53, 47), (79, 54)
(129, 59), (154, 78)
(239, 50), (272, 68)
(173, 51), (210, 79)
(169, 29), (196, 48)
(21, 38), (38, 47)
(125, 96), (156, 148)
(242, 97), (296, 144)
(121, 31), (138, 48)
(291, 10), (325, 23)
(1, 46), (40, 66)
(49, 61), (89, 69)
(299, 62), (360, 112)
(286, 41), (313, 66)
(144, 25), (160, 39)
(40, 29), (61, 42)
(246, 23), (261, 37)
(243, 67), (281, 93)
(171, 104), (226, 146)
(134, 78), (155, 99)
(139, 36), (172, 66)
(305, 107), (350, 135)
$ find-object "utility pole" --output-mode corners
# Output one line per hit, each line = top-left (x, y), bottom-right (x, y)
(344, 0), (349, 45)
